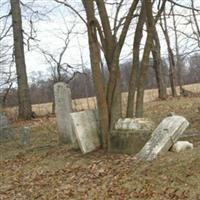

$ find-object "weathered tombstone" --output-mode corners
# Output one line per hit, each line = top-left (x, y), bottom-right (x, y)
(136, 115), (189, 161)
(20, 126), (31, 145)
(54, 82), (78, 148)
(0, 113), (15, 143)
(70, 110), (100, 154)
(109, 118), (155, 154)
(0, 99), (15, 143)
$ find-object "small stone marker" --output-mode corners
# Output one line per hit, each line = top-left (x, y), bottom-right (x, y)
(70, 110), (100, 154)
(136, 115), (189, 161)
(170, 141), (193, 153)
(20, 126), (31, 145)
(54, 82), (78, 147)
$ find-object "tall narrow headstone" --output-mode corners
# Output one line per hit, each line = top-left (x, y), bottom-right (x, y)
(54, 82), (78, 147)
(136, 115), (189, 161)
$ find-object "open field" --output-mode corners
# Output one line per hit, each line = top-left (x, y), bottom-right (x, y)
(3, 83), (200, 120)
(1, 96), (200, 199)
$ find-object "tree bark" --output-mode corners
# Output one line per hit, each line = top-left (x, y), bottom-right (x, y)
(82, 1), (109, 149)
(135, 0), (155, 118)
(126, 2), (145, 117)
(161, 11), (177, 97)
(172, 6), (183, 90)
(10, 0), (32, 119)
(152, 28), (167, 99)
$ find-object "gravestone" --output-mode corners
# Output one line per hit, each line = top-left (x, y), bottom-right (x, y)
(136, 115), (189, 161)
(70, 110), (100, 154)
(0, 113), (15, 143)
(20, 126), (31, 145)
(109, 118), (155, 154)
(54, 82), (78, 148)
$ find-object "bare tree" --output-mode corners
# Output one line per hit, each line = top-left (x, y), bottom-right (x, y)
(126, 1), (146, 117)
(171, 5), (183, 90)
(152, 27), (167, 100)
(135, 0), (156, 117)
(39, 25), (80, 113)
(160, 9), (177, 97)
(82, 0), (109, 148)
(10, 0), (32, 119)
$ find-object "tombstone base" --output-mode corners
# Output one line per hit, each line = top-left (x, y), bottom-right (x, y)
(109, 130), (152, 155)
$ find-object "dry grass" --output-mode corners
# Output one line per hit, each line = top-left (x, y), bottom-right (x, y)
(3, 83), (200, 120)
(0, 96), (200, 199)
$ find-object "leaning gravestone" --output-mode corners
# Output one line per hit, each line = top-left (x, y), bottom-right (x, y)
(136, 115), (189, 161)
(54, 82), (78, 148)
(110, 118), (155, 154)
(70, 110), (100, 154)
(0, 112), (15, 143)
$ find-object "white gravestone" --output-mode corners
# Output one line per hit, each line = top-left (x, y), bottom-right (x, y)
(54, 82), (78, 148)
(136, 115), (189, 161)
(170, 141), (193, 153)
(70, 110), (100, 154)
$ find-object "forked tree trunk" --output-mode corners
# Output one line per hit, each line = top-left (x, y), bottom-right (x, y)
(10, 0), (32, 119)
(95, 0), (139, 128)
(83, 0), (139, 148)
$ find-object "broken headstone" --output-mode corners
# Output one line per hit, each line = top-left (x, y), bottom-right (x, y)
(136, 115), (189, 161)
(109, 118), (155, 154)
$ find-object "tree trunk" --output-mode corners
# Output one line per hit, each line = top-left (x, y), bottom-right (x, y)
(106, 62), (121, 129)
(126, 2), (145, 117)
(10, 0), (32, 119)
(82, 1), (109, 149)
(152, 29), (167, 99)
(172, 7), (183, 90)
(161, 11), (177, 97)
(135, 0), (154, 118)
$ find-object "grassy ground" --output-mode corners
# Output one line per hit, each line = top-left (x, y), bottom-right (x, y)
(0, 96), (200, 199)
